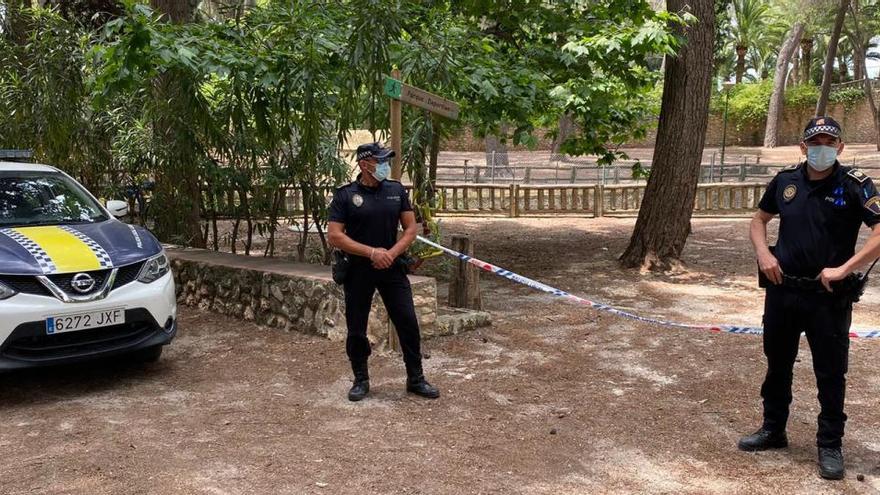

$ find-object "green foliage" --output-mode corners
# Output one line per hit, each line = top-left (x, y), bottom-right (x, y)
(2, 0), (687, 256)
(829, 87), (866, 109)
(716, 80), (773, 124)
(784, 84), (819, 108)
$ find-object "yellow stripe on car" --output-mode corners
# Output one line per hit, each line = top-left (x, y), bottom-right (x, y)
(12, 226), (102, 273)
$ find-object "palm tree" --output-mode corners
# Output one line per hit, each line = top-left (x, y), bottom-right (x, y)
(729, 0), (772, 83)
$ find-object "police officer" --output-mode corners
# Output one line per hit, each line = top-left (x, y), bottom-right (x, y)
(740, 117), (880, 479)
(327, 143), (440, 402)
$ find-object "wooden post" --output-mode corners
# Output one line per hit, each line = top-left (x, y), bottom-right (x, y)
(508, 184), (516, 217)
(448, 235), (482, 310)
(390, 68), (403, 181)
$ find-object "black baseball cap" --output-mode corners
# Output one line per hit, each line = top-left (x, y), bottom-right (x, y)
(356, 142), (395, 161)
(803, 116), (842, 141)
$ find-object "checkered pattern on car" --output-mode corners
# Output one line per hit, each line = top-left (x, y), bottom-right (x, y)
(59, 226), (113, 269)
(0, 228), (57, 274)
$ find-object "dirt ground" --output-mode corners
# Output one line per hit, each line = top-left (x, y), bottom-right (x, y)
(3, 217), (880, 494)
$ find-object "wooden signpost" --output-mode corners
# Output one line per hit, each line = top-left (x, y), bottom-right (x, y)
(383, 71), (461, 352)
(384, 72), (460, 180)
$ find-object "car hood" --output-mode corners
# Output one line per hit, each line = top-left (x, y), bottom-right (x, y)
(0, 220), (162, 275)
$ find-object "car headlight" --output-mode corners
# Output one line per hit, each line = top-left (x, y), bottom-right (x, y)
(0, 280), (16, 300)
(137, 252), (170, 284)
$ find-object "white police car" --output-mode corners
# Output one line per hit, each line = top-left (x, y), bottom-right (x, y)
(0, 161), (177, 369)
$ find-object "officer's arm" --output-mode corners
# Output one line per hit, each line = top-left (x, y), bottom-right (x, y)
(834, 224), (880, 275)
(751, 209), (783, 285)
(388, 210), (419, 258)
(328, 221), (375, 259)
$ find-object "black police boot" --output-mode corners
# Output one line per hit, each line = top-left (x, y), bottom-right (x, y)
(405, 364), (440, 399)
(347, 360), (370, 402)
(737, 428), (788, 452)
(818, 447), (845, 480)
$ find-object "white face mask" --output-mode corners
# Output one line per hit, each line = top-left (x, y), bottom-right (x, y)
(806, 145), (838, 172)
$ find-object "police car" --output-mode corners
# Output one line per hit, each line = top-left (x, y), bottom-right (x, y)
(0, 161), (177, 370)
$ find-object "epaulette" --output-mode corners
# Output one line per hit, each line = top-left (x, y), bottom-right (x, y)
(846, 168), (869, 183)
(778, 163), (800, 173)
(335, 181), (356, 191)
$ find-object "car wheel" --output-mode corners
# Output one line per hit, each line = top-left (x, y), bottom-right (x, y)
(133, 345), (164, 363)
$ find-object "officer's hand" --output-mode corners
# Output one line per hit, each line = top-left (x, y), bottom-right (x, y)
(758, 252), (783, 285)
(819, 266), (848, 293)
(371, 248), (395, 269)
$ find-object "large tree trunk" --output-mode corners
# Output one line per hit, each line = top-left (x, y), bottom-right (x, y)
(149, 0), (206, 247)
(735, 45), (747, 84)
(790, 48), (800, 86)
(764, 23), (805, 148)
(816, 0), (850, 116)
(801, 37), (813, 83)
(619, 0), (714, 270)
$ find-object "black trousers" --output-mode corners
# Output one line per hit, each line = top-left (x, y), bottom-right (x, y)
(760, 285), (852, 448)
(343, 262), (423, 370)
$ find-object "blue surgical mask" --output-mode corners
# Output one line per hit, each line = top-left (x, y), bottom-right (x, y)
(371, 161), (391, 181)
(806, 145), (838, 172)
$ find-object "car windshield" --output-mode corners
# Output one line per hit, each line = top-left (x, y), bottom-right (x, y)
(0, 172), (108, 228)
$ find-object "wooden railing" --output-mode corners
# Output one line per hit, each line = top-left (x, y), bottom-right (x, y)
(206, 182), (768, 219)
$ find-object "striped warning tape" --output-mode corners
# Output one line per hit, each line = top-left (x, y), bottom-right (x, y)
(415, 236), (880, 340)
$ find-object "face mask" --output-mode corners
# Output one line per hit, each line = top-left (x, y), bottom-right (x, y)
(806, 145), (838, 172)
(371, 161), (391, 181)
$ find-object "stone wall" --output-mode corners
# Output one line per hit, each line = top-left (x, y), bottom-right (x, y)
(443, 94), (880, 151)
(168, 249), (438, 347)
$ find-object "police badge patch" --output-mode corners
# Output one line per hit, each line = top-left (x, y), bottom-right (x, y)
(352, 193), (364, 207)
(783, 184), (797, 202)
(865, 196), (880, 215)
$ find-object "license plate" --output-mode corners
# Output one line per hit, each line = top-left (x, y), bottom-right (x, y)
(46, 309), (125, 335)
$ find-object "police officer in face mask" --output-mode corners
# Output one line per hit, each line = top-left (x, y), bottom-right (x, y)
(740, 117), (880, 479)
(327, 143), (440, 402)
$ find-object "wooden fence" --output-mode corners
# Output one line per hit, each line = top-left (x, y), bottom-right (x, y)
(207, 182), (767, 219)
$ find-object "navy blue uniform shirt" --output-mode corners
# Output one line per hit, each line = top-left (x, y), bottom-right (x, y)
(328, 176), (412, 254)
(759, 162), (880, 277)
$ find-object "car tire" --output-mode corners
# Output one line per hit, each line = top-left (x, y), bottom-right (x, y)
(133, 345), (164, 363)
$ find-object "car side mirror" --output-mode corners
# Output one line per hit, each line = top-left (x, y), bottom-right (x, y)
(106, 200), (129, 218)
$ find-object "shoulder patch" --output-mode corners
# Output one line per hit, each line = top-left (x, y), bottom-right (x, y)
(779, 163), (800, 173)
(847, 168), (869, 183)
(865, 196), (880, 216)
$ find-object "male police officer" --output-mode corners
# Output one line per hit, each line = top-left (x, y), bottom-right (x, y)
(740, 117), (880, 479)
(327, 143), (440, 402)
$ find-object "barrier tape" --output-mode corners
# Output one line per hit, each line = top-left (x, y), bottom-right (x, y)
(415, 236), (880, 340)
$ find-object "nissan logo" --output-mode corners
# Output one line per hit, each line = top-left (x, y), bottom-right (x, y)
(71, 273), (96, 294)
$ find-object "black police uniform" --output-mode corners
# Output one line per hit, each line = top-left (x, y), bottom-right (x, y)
(328, 175), (424, 370)
(757, 162), (880, 448)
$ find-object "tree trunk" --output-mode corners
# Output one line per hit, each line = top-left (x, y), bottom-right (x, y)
(150, 0), (197, 23)
(551, 113), (576, 155)
(764, 23), (805, 148)
(816, 0), (849, 116)
(801, 37), (813, 84)
(3, 0), (28, 45)
(790, 48), (800, 86)
(619, 0), (714, 270)
(848, 0), (880, 149)
(149, 0), (205, 247)
(735, 45), (747, 84)
(837, 52), (848, 81)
